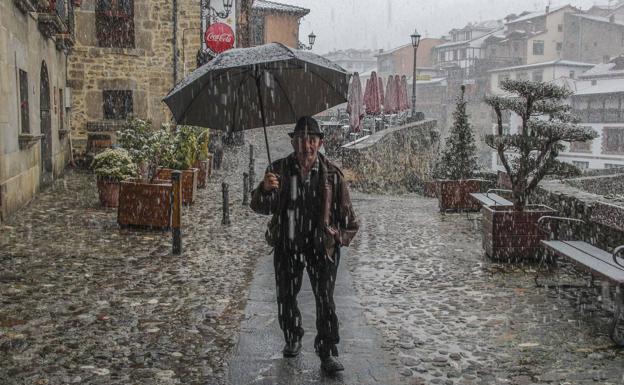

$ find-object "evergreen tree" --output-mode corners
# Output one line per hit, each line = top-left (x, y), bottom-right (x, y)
(485, 79), (598, 210)
(434, 85), (478, 180)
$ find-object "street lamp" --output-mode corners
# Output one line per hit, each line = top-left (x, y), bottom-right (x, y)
(298, 32), (316, 50)
(411, 29), (421, 119)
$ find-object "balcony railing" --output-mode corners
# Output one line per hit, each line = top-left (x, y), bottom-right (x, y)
(35, 0), (75, 49)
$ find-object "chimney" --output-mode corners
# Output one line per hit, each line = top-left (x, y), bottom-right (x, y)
(545, 5), (550, 13)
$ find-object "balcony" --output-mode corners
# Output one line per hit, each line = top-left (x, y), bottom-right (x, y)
(13, 0), (37, 13)
(38, 0), (75, 43)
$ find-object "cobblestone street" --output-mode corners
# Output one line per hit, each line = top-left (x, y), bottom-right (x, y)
(1, 126), (624, 384)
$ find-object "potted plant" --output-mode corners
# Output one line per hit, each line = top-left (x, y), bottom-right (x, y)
(156, 125), (199, 205)
(91, 148), (137, 208)
(483, 79), (597, 260)
(116, 118), (175, 229)
(434, 85), (489, 211)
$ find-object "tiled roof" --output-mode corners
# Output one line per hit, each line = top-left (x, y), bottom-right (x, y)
(252, 0), (310, 16)
(506, 5), (573, 24)
(488, 60), (594, 73)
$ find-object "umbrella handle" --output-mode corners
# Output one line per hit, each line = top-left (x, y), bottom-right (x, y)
(256, 75), (273, 171)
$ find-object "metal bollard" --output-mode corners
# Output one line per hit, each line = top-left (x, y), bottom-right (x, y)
(243, 173), (249, 206)
(222, 182), (231, 225)
(171, 170), (182, 255)
(249, 144), (254, 165)
(249, 158), (255, 193)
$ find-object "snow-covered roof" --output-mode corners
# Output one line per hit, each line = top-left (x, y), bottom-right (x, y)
(489, 59), (594, 73)
(574, 78), (624, 95)
(252, 0), (309, 16)
(376, 43), (412, 56)
(506, 5), (574, 24)
(573, 13), (624, 27)
(579, 59), (624, 78)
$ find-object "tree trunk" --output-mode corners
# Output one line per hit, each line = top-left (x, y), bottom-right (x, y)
(237, 0), (254, 48)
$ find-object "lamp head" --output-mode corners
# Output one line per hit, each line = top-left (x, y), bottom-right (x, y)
(308, 32), (316, 47)
(411, 29), (421, 48)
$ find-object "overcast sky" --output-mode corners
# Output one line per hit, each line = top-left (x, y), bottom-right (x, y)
(277, 0), (612, 54)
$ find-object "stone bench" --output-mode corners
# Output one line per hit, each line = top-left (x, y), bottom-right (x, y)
(537, 201), (624, 346)
(470, 189), (513, 207)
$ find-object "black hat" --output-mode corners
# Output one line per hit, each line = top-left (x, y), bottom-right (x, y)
(288, 116), (324, 139)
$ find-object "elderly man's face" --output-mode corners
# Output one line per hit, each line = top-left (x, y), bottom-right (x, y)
(291, 133), (323, 168)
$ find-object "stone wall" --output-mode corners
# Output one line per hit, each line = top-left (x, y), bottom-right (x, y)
(563, 173), (624, 196)
(341, 119), (439, 193)
(69, 0), (201, 152)
(0, 0), (72, 221)
(531, 177), (624, 252)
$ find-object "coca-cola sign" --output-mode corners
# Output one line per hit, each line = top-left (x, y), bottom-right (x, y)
(205, 23), (235, 54)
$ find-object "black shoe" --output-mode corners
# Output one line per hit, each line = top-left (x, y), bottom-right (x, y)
(320, 356), (344, 373)
(282, 340), (302, 357)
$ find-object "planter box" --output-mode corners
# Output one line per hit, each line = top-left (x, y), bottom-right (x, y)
(437, 179), (488, 212)
(422, 181), (438, 198)
(193, 160), (210, 189)
(482, 204), (557, 261)
(97, 177), (120, 208)
(117, 179), (172, 229)
(156, 168), (198, 205)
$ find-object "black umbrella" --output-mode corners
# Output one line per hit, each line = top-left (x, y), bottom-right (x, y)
(163, 43), (350, 166)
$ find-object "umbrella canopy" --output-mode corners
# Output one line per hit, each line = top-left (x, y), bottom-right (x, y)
(346, 72), (364, 133)
(400, 75), (409, 111)
(163, 43), (349, 165)
(367, 71), (381, 115)
(378, 75), (384, 112)
(363, 78), (371, 114)
(384, 76), (394, 114)
(393, 75), (401, 112)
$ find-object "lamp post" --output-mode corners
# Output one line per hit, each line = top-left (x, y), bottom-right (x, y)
(198, 0), (234, 66)
(410, 29), (421, 119)
(298, 32), (316, 50)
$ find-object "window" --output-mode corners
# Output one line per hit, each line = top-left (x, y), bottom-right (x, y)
(532, 70), (543, 82)
(465, 31), (472, 40)
(558, 24), (563, 32)
(591, 79), (598, 86)
(556, 42), (562, 51)
(103, 90), (133, 120)
(570, 137), (592, 152)
(605, 163), (624, 169)
(533, 40), (544, 55)
(572, 161), (589, 170)
(96, 0), (135, 48)
(603, 127), (624, 154)
(569, 70), (575, 79)
(453, 50), (458, 61)
(460, 48), (467, 59)
(18, 69), (29, 134)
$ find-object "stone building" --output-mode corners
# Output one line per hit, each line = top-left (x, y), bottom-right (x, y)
(68, 0), (308, 155)
(0, 0), (74, 221)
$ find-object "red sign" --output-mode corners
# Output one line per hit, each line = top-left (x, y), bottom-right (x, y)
(204, 23), (235, 54)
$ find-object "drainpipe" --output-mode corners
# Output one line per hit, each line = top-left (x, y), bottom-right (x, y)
(173, 0), (179, 85)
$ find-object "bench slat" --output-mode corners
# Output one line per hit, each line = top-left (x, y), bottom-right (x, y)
(469, 193), (513, 207)
(542, 240), (624, 284)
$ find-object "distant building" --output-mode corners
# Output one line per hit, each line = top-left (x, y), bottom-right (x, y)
(377, 38), (446, 80)
(562, 11), (624, 64)
(250, 0), (309, 48)
(0, 0), (74, 221)
(568, 56), (624, 169)
(322, 49), (377, 74)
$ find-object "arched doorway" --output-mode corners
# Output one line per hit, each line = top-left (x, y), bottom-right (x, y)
(40, 61), (52, 184)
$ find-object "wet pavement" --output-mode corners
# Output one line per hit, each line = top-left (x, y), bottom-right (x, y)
(1, 125), (624, 384)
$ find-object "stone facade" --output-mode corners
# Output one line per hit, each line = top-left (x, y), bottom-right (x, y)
(341, 119), (439, 193)
(0, 0), (73, 222)
(68, 0), (202, 154)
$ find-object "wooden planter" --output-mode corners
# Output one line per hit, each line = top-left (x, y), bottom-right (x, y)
(96, 177), (120, 208)
(193, 160), (210, 189)
(117, 179), (172, 229)
(437, 179), (487, 212)
(156, 168), (198, 205)
(482, 204), (557, 261)
(423, 181), (438, 198)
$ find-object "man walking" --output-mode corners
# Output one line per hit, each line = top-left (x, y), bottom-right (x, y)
(250, 116), (359, 373)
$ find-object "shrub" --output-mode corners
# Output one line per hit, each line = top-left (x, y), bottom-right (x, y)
(91, 148), (137, 181)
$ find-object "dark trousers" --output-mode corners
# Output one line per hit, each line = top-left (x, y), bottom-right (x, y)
(274, 248), (340, 357)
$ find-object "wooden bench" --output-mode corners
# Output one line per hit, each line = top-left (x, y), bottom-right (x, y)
(469, 189), (514, 207)
(537, 201), (624, 346)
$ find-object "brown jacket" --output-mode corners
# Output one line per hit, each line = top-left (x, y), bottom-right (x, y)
(250, 153), (359, 256)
